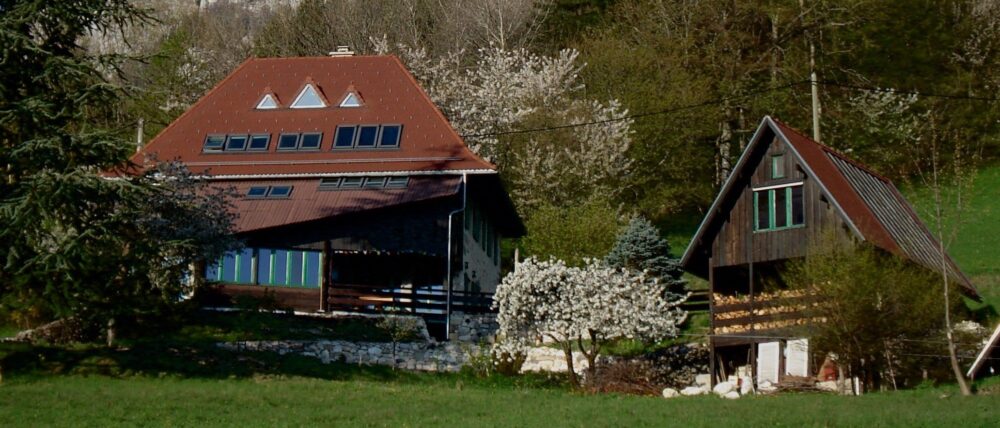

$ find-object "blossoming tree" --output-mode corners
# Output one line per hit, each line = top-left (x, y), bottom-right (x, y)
(493, 257), (687, 387)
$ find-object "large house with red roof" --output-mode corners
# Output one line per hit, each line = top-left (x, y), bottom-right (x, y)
(133, 52), (523, 338)
(682, 116), (977, 387)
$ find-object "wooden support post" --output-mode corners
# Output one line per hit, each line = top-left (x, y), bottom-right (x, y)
(321, 240), (331, 312)
(708, 257), (717, 387)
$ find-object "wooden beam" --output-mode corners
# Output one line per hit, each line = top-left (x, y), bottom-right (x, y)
(320, 240), (331, 312)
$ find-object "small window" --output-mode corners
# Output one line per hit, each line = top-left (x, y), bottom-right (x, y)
(364, 177), (387, 188)
(379, 125), (401, 147)
(754, 184), (805, 231)
(318, 177), (341, 190)
(267, 186), (293, 198)
(290, 84), (326, 109)
(386, 176), (408, 188)
(772, 154), (785, 179)
(204, 135), (225, 152)
(340, 92), (362, 108)
(334, 126), (357, 148)
(300, 132), (323, 150)
(246, 186), (268, 198)
(357, 125), (379, 147)
(256, 94), (279, 109)
(277, 133), (300, 150)
(791, 186), (805, 225)
(225, 135), (249, 151)
(248, 134), (270, 151)
(340, 177), (363, 188)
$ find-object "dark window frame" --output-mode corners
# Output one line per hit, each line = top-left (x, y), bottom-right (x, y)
(378, 124), (403, 148)
(267, 186), (293, 198)
(203, 134), (226, 152)
(299, 132), (323, 150)
(333, 125), (358, 149)
(246, 186), (269, 199)
(753, 183), (805, 232)
(277, 133), (301, 151)
(355, 124), (380, 148)
(248, 134), (271, 151)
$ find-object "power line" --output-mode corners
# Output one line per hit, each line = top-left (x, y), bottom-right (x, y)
(817, 80), (1000, 102)
(460, 80), (811, 139)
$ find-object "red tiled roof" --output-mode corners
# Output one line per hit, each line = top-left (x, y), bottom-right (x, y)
(132, 55), (494, 176)
(226, 176), (461, 233)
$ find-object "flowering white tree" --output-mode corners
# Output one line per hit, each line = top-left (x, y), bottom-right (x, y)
(493, 257), (687, 387)
(374, 40), (633, 210)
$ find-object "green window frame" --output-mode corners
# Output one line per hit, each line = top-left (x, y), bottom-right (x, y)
(771, 154), (785, 179)
(753, 184), (805, 232)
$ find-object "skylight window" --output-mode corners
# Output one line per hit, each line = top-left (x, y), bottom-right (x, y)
(246, 186), (268, 198)
(357, 125), (379, 147)
(299, 132), (323, 150)
(277, 133), (300, 150)
(256, 94), (279, 109)
(318, 178), (341, 190)
(225, 135), (248, 151)
(334, 126), (357, 148)
(340, 92), (362, 108)
(379, 125), (401, 148)
(203, 135), (226, 152)
(340, 177), (363, 189)
(268, 186), (293, 198)
(386, 176), (409, 188)
(290, 84), (326, 109)
(364, 177), (387, 188)
(248, 134), (270, 151)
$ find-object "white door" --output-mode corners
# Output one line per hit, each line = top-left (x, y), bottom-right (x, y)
(757, 341), (781, 384)
(785, 339), (809, 377)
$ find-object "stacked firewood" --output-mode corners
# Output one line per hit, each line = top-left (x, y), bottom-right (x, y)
(775, 376), (818, 392)
(712, 289), (815, 334)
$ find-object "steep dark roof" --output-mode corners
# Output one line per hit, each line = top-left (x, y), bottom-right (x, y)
(682, 116), (975, 294)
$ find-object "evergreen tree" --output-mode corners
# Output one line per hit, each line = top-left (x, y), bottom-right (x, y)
(605, 217), (686, 292)
(0, 1), (235, 340)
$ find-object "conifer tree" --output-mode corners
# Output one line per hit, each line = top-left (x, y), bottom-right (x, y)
(605, 217), (686, 293)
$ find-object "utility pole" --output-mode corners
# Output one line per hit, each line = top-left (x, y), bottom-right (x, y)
(136, 118), (144, 153)
(810, 42), (821, 143)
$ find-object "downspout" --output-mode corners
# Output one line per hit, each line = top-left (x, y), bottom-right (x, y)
(444, 173), (468, 341)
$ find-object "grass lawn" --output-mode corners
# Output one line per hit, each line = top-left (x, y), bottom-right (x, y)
(0, 375), (998, 427)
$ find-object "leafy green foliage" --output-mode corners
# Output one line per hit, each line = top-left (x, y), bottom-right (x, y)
(519, 198), (622, 266)
(606, 217), (686, 292)
(0, 1), (236, 338)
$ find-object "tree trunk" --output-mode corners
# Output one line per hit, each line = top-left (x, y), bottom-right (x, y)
(562, 342), (580, 389)
(106, 317), (116, 348)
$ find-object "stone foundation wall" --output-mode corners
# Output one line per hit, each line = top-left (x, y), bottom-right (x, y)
(219, 340), (476, 372)
(448, 311), (498, 343)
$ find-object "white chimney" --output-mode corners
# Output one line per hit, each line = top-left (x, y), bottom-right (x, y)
(329, 46), (355, 57)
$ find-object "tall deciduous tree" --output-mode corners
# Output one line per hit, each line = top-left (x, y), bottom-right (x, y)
(0, 1), (236, 341)
(494, 257), (687, 388)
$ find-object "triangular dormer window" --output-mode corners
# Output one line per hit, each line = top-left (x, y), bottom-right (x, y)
(340, 92), (363, 108)
(256, 93), (279, 109)
(290, 83), (326, 109)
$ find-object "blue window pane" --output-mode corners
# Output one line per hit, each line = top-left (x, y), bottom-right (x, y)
(237, 248), (254, 284)
(247, 186), (268, 198)
(204, 135), (225, 151)
(278, 133), (299, 150)
(335, 126), (356, 148)
(248, 134), (270, 151)
(273, 250), (289, 285)
(287, 251), (303, 286)
(225, 135), (248, 151)
(357, 125), (378, 147)
(379, 125), (401, 147)
(268, 186), (292, 198)
(221, 252), (238, 282)
(257, 249), (273, 285)
(300, 132), (322, 149)
(304, 252), (321, 287)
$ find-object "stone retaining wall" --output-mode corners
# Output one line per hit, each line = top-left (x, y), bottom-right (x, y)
(448, 311), (498, 343)
(219, 340), (476, 372)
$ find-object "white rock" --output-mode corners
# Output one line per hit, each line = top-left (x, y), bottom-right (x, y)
(723, 391), (741, 399)
(368, 346), (382, 356)
(662, 388), (680, 398)
(680, 386), (707, 396)
(695, 374), (711, 386)
(713, 381), (735, 395)
(739, 377), (753, 395)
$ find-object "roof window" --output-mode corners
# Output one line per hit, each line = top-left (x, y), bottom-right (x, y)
(300, 132), (323, 150)
(248, 134), (270, 151)
(225, 135), (248, 151)
(331, 125), (402, 150)
(317, 176), (409, 191)
(203, 135), (225, 152)
(340, 92), (362, 107)
(256, 94), (279, 109)
(290, 83), (326, 109)
(246, 186), (269, 198)
(356, 125), (379, 147)
(277, 133), (300, 150)
(246, 185), (294, 199)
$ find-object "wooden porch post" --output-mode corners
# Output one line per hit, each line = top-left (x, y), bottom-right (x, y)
(709, 256), (717, 387)
(321, 240), (331, 312)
